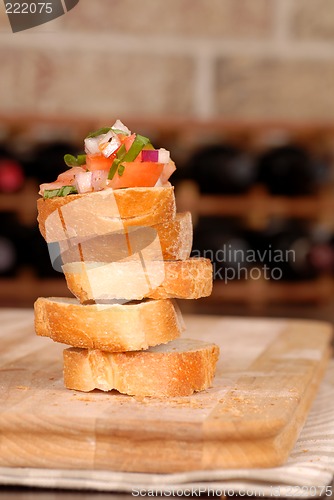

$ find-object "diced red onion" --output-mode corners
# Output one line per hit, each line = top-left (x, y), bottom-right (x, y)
(85, 130), (121, 158)
(141, 148), (171, 163)
(154, 177), (164, 187)
(91, 170), (108, 191)
(84, 136), (102, 155)
(142, 149), (159, 162)
(159, 161), (176, 185)
(75, 171), (93, 193)
(100, 134), (120, 158)
(158, 148), (170, 163)
(112, 119), (131, 135)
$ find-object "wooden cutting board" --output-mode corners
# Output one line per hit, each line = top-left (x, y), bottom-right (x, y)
(0, 309), (332, 473)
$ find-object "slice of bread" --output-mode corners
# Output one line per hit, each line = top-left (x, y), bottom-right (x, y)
(34, 297), (184, 352)
(150, 211), (193, 261)
(57, 212), (193, 266)
(37, 186), (176, 243)
(62, 257), (213, 303)
(63, 339), (220, 396)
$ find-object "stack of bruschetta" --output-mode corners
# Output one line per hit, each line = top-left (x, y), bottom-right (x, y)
(34, 120), (219, 397)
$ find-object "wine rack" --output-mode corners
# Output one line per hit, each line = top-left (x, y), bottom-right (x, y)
(0, 178), (38, 225)
(176, 181), (334, 309)
(0, 271), (71, 307)
(1, 113), (334, 308)
(176, 182), (334, 228)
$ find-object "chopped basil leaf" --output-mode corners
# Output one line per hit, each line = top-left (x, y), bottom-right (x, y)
(64, 154), (86, 167)
(108, 161), (119, 180)
(116, 144), (126, 158)
(43, 185), (78, 199)
(136, 134), (150, 145)
(77, 154), (86, 165)
(108, 134), (150, 180)
(108, 144), (126, 180)
(86, 127), (111, 139)
(124, 135), (150, 162)
(118, 164), (125, 176)
(111, 128), (129, 136)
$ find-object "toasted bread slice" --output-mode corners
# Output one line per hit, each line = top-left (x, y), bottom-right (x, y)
(63, 339), (220, 396)
(150, 211), (193, 261)
(62, 257), (212, 303)
(57, 212), (193, 267)
(37, 186), (176, 243)
(34, 297), (184, 352)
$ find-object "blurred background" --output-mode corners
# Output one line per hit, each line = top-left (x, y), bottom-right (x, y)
(1, 0), (334, 323)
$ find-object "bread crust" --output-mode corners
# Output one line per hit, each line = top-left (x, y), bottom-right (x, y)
(152, 211), (193, 261)
(37, 186), (176, 243)
(63, 339), (220, 397)
(148, 258), (212, 300)
(62, 257), (213, 303)
(34, 297), (184, 351)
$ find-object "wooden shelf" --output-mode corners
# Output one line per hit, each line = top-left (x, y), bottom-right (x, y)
(0, 272), (71, 307)
(209, 276), (334, 307)
(0, 179), (39, 225)
(3, 112), (334, 133)
(2, 273), (332, 308)
(176, 182), (334, 229)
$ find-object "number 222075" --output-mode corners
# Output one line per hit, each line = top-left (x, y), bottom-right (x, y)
(5, 3), (53, 14)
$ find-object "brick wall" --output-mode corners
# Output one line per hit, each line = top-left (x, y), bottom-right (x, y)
(1, 0), (334, 122)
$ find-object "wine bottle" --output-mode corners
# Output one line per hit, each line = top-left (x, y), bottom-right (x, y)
(186, 144), (256, 194)
(307, 226), (334, 275)
(27, 141), (80, 183)
(192, 217), (252, 281)
(0, 213), (28, 277)
(0, 146), (25, 193)
(308, 243), (334, 274)
(26, 226), (63, 278)
(258, 219), (318, 281)
(257, 145), (329, 196)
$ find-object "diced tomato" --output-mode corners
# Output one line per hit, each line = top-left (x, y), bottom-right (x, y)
(134, 151), (142, 162)
(39, 167), (86, 195)
(86, 154), (115, 171)
(123, 133), (136, 152)
(57, 166), (86, 184)
(107, 162), (164, 189)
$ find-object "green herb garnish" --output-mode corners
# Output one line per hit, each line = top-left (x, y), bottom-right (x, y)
(108, 162), (119, 181)
(111, 128), (129, 136)
(124, 135), (150, 161)
(108, 144), (126, 180)
(118, 164), (125, 176)
(108, 134), (150, 180)
(64, 154), (86, 167)
(43, 186), (78, 199)
(86, 127), (112, 139)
